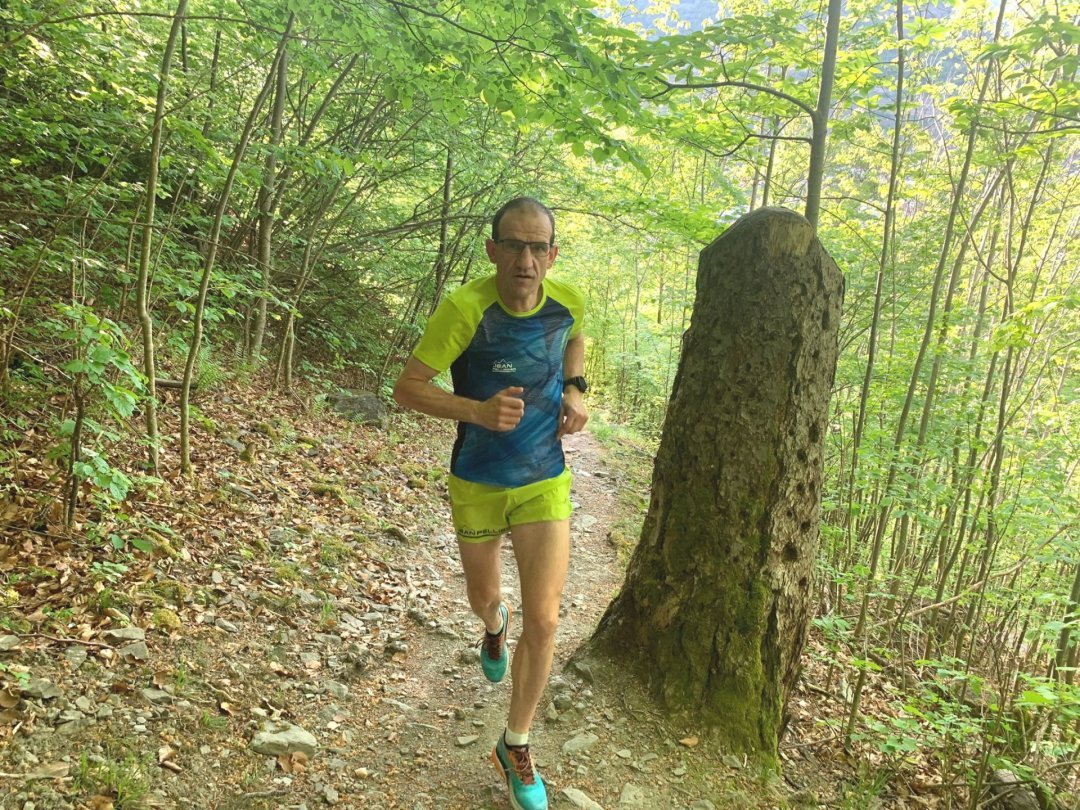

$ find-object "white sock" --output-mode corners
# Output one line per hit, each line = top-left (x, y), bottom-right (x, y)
(485, 605), (505, 634)
(504, 728), (529, 747)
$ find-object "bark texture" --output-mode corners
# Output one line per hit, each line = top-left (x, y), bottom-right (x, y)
(589, 207), (843, 756)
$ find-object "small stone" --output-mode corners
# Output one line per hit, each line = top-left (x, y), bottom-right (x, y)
(64, 647), (87, 668)
(618, 784), (647, 807)
(407, 608), (429, 623)
(458, 648), (480, 665)
(74, 696), (94, 713)
(316, 704), (343, 725)
(56, 718), (94, 735)
(721, 754), (743, 769)
(269, 527), (299, 546)
(0, 634), (21, 651)
(380, 699), (415, 714)
(118, 641), (150, 660)
(384, 640), (408, 655)
(103, 626), (145, 643)
(549, 676), (571, 693)
(249, 721), (318, 758)
(453, 707), (467, 720)
(325, 681), (349, 699)
(553, 694), (573, 711)
(456, 735), (479, 747)
(689, 801), (717, 810)
(616, 749), (632, 759)
(576, 514), (599, 532)
(214, 618), (239, 633)
(545, 705), (560, 723)
(296, 589), (323, 608)
(561, 787), (603, 809)
(322, 785), (339, 805)
(562, 732), (599, 756)
(140, 688), (173, 705)
(673, 766), (687, 776)
(22, 679), (62, 700)
(571, 661), (594, 683)
(211, 570), (224, 585)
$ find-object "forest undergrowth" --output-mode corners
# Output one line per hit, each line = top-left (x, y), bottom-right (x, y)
(1, 370), (1062, 809)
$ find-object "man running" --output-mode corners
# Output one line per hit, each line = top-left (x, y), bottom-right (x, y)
(393, 197), (587, 810)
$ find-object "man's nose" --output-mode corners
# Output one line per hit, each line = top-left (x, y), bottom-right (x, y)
(515, 247), (538, 267)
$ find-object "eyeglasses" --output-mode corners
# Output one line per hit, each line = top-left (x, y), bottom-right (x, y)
(495, 239), (553, 257)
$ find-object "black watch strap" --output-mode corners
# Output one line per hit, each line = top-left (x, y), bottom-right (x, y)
(563, 376), (588, 394)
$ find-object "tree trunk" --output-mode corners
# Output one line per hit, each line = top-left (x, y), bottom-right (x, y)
(586, 208), (843, 757)
(136, 0), (187, 474)
(804, 0), (841, 228)
(251, 14), (291, 360)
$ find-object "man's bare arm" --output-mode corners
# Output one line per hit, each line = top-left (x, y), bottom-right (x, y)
(558, 334), (588, 438)
(393, 357), (525, 432)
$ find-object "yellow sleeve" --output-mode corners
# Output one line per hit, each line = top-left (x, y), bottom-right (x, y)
(411, 295), (477, 373)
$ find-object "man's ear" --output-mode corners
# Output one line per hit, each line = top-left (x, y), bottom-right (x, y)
(485, 239), (498, 262)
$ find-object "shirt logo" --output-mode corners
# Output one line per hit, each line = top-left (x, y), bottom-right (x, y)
(492, 359), (516, 373)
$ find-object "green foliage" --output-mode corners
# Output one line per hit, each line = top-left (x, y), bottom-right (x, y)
(74, 749), (154, 810)
(0, 0), (1077, 799)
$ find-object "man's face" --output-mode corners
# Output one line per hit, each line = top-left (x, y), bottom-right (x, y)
(485, 206), (558, 309)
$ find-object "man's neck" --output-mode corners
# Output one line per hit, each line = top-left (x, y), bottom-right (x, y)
(497, 281), (543, 313)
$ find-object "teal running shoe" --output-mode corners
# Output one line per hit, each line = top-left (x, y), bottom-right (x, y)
(491, 735), (547, 810)
(479, 603), (510, 683)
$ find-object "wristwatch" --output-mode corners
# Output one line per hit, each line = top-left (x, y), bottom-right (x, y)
(563, 376), (588, 394)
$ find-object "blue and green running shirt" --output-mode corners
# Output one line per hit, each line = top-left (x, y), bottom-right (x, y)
(412, 274), (585, 488)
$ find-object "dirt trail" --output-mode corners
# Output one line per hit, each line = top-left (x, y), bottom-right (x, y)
(354, 430), (628, 809)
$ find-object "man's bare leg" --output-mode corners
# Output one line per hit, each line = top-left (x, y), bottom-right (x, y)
(458, 536), (505, 633)
(506, 518), (570, 734)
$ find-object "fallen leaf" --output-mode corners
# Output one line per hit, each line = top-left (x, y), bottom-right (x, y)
(219, 701), (235, 716)
(0, 687), (20, 709)
(157, 745), (176, 765)
(88, 796), (115, 810)
(678, 736), (699, 748)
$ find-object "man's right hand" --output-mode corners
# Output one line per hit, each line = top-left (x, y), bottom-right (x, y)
(476, 386), (525, 431)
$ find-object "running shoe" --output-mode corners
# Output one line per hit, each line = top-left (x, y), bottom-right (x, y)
(479, 602), (510, 683)
(491, 734), (547, 810)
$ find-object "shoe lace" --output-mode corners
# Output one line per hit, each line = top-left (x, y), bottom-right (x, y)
(479, 625), (504, 661)
(506, 744), (536, 786)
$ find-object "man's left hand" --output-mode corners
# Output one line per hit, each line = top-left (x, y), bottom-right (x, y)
(557, 389), (588, 439)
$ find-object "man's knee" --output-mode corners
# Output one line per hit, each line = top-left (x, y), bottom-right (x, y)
(466, 583), (501, 613)
(522, 606), (560, 643)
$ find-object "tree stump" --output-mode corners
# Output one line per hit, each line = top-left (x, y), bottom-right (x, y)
(586, 207), (843, 758)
